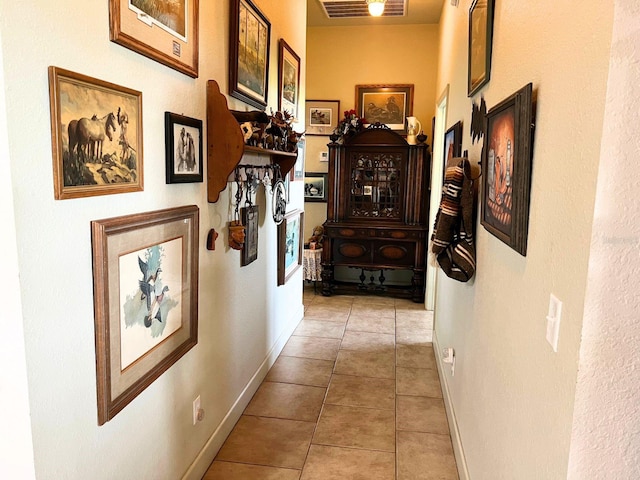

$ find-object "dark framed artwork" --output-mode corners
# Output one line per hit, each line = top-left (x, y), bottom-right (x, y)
(481, 83), (535, 256)
(468, 0), (495, 96)
(278, 39), (300, 118)
(109, 0), (199, 78)
(240, 205), (259, 266)
(165, 112), (203, 183)
(443, 121), (463, 175)
(48, 66), (143, 200)
(277, 209), (303, 285)
(290, 138), (305, 181)
(91, 205), (199, 424)
(306, 99), (340, 136)
(304, 173), (328, 202)
(355, 84), (414, 132)
(229, 0), (271, 110)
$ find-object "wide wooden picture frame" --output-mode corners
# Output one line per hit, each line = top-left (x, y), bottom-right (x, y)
(48, 66), (143, 200)
(304, 172), (328, 203)
(109, 0), (199, 78)
(278, 39), (300, 118)
(241, 205), (259, 266)
(355, 84), (414, 133)
(481, 83), (535, 256)
(165, 112), (203, 183)
(277, 209), (303, 285)
(91, 205), (199, 424)
(468, 0), (495, 96)
(306, 99), (340, 136)
(229, 0), (271, 110)
(443, 121), (463, 177)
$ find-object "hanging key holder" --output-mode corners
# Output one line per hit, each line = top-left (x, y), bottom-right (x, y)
(228, 168), (246, 250)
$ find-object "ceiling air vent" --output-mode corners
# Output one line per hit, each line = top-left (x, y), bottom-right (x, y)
(319, 0), (406, 18)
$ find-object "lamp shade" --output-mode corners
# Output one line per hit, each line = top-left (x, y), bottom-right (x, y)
(367, 0), (386, 16)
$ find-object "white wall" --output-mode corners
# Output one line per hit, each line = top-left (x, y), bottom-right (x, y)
(567, 0), (640, 477)
(0, 1), (306, 479)
(433, 0), (614, 478)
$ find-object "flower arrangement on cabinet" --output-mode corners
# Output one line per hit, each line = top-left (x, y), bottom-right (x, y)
(334, 109), (367, 139)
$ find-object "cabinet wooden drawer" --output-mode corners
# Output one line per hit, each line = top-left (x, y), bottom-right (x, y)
(372, 241), (415, 267)
(332, 239), (371, 264)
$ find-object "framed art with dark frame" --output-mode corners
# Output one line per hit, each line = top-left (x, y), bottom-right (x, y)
(306, 99), (340, 136)
(48, 66), (143, 200)
(304, 173), (328, 202)
(278, 39), (300, 118)
(91, 205), (199, 425)
(481, 83), (535, 256)
(277, 209), (303, 285)
(165, 112), (203, 183)
(109, 0), (199, 78)
(468, 0), (495, 96)
(355, 84), (414, 133)
(443, 121), (463, 176)
(229, 0), (271, 110)
(241, 205), (259, 266)
(290, 138), (305, 181)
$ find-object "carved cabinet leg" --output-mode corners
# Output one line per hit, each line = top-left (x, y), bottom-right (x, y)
(411, 269), (425, 303)
(321, 264), (334, 296)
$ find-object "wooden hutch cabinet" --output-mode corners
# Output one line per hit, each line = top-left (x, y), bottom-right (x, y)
(321, 125), (431, 302)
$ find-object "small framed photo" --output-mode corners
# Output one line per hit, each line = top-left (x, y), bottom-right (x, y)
(91, 205), (199, 424)
(229, 0), (271, 109)
(443, 121), (463, 177)
(277, 209), (304, 285)
(304, 173), (328, 202)
(468, 0), (495, 96)
(481, 83), (535, 256)
(278, 39), (301, 118)
(290, 138), (305, 181)
(108, 0), (199, 78)
(355, 84), (414, 133)
(306, 99), (340, 136)
(48, 66), (143, 200)
(165, 112), (203, 183)
(241, 205), (259, 266)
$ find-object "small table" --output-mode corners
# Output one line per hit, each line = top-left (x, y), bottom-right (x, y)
(303, 248), (323, 289)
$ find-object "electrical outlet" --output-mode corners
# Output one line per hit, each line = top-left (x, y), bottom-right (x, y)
(192, 396), (201, 425)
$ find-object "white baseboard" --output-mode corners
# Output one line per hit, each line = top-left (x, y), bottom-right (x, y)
(181, 304), (304, 480)
(433, 331), (470, 480)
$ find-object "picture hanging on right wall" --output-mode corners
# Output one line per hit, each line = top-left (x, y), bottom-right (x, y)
(468, 0), (496, 96)
(481, 83), (535, 256)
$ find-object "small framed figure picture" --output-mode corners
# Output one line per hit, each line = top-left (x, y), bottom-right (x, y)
(304, 173), (328, 202)
(165, 112), (203, 183)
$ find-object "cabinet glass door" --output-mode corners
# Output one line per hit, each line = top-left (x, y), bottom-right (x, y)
(349, 151), (403, 219)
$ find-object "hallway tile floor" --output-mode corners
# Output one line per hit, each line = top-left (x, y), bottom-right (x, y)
(203, 288), (459, 480)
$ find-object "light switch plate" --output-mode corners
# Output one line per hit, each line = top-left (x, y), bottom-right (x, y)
(546, 294), (562, 352)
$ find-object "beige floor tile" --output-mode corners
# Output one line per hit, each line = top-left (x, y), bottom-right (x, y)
(346, 315), (395, 335)
(244, 382), (326, 422)
(396, 309), (434, 321)
(301, 445), (394, 480)
(334, 349), (395, 379)
(396, 344), (437, 369)
(326, 374), (395, 410)
(397, 367), (443, 398)
(395, 298), (426, 310)
(216, 416), (315, 469)
(203, 461), (301, 480)
(340, 330), (395, 353)
(397, 396), (449, 434)
(303, 305), (351, 322)
(350, 304), (396, 319)
(352, 295), (396, 306)
(397, 431), (459, 480)
(313, 404), (395, 452)
(266, 356), (334, 387)
(294, 319), (346, 339)
(311, 295), (354, 306)
(396, 316), (434, 345)
(281, 336), (341, 361)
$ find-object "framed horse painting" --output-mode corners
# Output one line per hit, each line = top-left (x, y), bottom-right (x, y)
(48, 67), (143, 200)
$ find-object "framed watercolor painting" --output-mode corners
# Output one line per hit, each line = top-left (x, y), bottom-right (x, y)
(306, 99), (340, 136)
(278, 39), (300, 118)
(355, 84), (414, 133)
(48, 66), (143, 200)
(91, 205), (199, 425)
(165, 112), (203, 183)
(304, 173), (328, 202)
(229, 0), (271, 110)
(468, 0), (495, 96)
(277, 209), (303, 285)
(481, 83), (535, 256)
(109, 0), (199, 78)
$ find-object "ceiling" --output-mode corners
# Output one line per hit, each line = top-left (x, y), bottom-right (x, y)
(307, 0), (444, 27)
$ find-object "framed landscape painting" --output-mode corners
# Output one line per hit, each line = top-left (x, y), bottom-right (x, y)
(165, 112), (203, 183)
(91, 205), (199, 424)
(277, 209), (303, 285)
(229, 0), (271, 109)
(48, 66), (143, 200)
(355, 84), (414, 133)
(278, 39), (300, 118)
(109, 0), (199, 78)
(306, 99), (340, 136)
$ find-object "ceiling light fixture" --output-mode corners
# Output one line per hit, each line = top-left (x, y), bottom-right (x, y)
(366, 0), (386, 17)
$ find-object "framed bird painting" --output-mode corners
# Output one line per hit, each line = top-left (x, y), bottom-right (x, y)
(91, 205), (199, 425)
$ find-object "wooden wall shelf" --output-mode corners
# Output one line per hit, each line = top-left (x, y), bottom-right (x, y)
(206, 80), (297, 203)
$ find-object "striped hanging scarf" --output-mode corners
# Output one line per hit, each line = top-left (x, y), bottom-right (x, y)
(431, 158), (476, 282)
